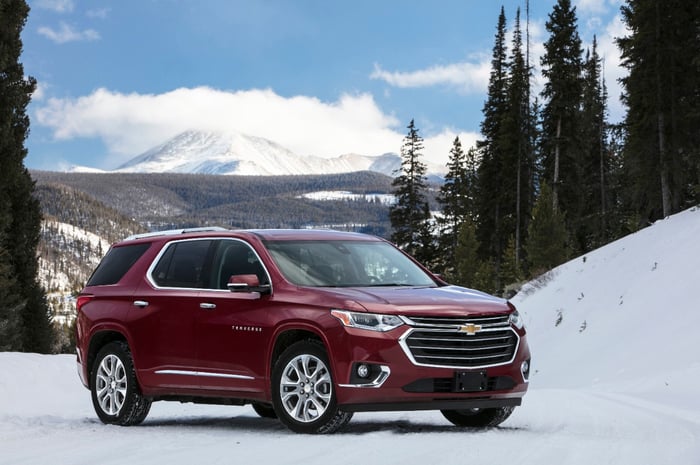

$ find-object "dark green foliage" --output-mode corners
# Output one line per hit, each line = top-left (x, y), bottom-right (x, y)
(474, 7), (537, 291)
(617, 0), (700, 224)
(435, 138), (477, 276)
(501, 8), (536, 270)
(0, 247), (21, 350)
(451, 219), (481, 287)
(525, 184), (569, 275)
(539, 0), (585, 253)
(499, 236), (523, 286)
(389, 120), (433, 262)
(0, 0), (54, 352)
(475, 7), (510, 290)
(578, 36), (615, 250)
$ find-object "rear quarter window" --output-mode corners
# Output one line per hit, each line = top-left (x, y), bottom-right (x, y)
(86, 243), (151, 286)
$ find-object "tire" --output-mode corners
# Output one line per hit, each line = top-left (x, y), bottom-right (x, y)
(252, 402), (277, 419)
(271, 340), (353, 434)
(91, 341), (152, 426)
(441, 406), (515, 428)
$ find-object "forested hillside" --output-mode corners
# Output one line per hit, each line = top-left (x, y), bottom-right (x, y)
(32, 170), (399, 234)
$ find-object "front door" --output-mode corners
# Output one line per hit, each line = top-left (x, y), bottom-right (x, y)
(194, 239), (273, 394)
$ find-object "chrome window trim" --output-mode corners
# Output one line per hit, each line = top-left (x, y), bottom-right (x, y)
(145, 237), (272, 293)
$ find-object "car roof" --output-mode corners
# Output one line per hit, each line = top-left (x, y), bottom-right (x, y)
(118, 227), (383, 246)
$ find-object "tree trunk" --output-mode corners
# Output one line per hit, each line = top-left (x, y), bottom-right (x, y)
(553, 117), (561, 212)
(655, 1), (671, 217)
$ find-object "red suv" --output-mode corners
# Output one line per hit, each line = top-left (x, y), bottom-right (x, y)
(76, 228), (530, 433)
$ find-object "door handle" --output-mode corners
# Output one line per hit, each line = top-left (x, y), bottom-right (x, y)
(199, 303), (217, 310)
(133, 300), (149, 308)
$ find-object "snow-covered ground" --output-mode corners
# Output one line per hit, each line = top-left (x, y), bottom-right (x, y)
(3, 207), (700, 464)
(299, 190), (396, 205)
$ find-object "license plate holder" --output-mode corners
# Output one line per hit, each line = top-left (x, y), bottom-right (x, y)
(453, 371), (488, 392)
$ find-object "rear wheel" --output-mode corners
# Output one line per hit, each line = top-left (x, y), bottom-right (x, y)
(441, 406), (515, 428)
(91, 341), (151, 426)
(271, 340), (352, 434)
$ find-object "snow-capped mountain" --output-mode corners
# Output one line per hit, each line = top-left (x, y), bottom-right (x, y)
(108, 130), (404, 177)
(74, 130), (445, 177)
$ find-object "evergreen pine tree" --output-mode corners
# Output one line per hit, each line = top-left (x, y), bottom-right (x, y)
(389, 120), (432, 261)
(435, 137), (476, 277)
(617, 0), (700, 223)
(580, 36), (611, 249)
(475, 7), (510, 291)
(499, 235), (523, 287)
(452, 219), (481, 287)
(0, 0), (55, 352)
(500, 8), (536, 270)
(540, 0), (585, 253)
(525, 183), (569, 275)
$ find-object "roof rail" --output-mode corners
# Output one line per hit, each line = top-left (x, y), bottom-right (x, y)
(124, 226), (229, 241)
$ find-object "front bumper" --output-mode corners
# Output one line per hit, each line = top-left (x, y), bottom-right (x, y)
(330, 325), (530, 411)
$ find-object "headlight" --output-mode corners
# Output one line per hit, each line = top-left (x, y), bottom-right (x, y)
(509, 310), (524, 330)
(330, 309), (404, 332)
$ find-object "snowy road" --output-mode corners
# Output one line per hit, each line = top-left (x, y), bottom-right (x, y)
(1, 354), (698, 465)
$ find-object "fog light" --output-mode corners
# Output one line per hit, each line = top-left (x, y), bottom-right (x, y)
(521, 360), (531, 381)
(357, 364), (370, 378)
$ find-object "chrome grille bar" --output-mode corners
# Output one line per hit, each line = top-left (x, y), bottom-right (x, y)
(399, 315), (519, 369)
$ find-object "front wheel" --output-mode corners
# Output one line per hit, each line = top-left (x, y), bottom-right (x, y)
(91, 341), (151, 426)
(441, 406), (515, 428)
(271, 340), (352, 434)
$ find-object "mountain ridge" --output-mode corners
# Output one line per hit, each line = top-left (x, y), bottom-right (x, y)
(70, 129), (446, 179)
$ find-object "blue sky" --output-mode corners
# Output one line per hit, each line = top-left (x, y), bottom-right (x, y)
(22, 0), (625, 171)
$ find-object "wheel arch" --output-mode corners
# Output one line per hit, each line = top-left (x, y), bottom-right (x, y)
(86, 329), (129, 387)
(270, 327), (325, 370)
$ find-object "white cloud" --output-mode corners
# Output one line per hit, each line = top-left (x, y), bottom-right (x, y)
(32, 81), (49, 101)
(597, 14), (629, 122)
(35, 87), (475, 169)
(574, 0), (608, 15)
(370, 59), (490, 95)
(38, 21), (100, 44)
(35, 0), (74, 13)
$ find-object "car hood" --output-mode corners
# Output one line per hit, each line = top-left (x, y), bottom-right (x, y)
(312, 285), (511, 316)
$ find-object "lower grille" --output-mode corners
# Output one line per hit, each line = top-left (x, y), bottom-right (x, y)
(400, 315), (519, 368)
(403, 376), (517, 393)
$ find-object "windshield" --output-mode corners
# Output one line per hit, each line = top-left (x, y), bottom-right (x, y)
(264, 240), (437, 288)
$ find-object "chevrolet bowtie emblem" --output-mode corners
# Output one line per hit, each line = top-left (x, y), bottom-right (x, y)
(458, 323), (482, 335)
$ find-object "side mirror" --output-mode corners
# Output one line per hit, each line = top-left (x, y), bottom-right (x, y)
(227, 274), (271, 294)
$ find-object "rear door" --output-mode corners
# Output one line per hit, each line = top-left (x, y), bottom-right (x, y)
(128, 239), (215, 390)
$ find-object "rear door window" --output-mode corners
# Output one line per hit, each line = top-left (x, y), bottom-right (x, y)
(150, 240), (215, 288)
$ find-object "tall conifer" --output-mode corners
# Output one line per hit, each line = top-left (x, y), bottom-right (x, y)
(389, 120), (432, 262)
(617, 0), (700, 223)
(580, 36), (611, 248)
(475, 7), (510, 290)
(0, 0), (54, 352)
(525, 183), (569, 274)
(501, 8), (536, 268)
(540, 0), (585, 253)
(435, 137), (477, 278)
